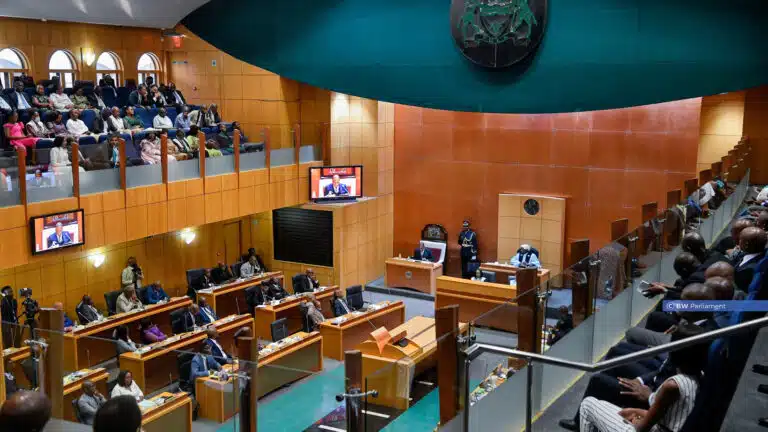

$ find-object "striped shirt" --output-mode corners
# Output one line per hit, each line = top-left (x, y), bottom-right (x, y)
(649, 374), (699, 432)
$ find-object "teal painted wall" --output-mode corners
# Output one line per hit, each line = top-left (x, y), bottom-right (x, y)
(182, 0), (768, 113)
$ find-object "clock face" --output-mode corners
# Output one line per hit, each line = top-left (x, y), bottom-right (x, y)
(524, 199), (540, 216)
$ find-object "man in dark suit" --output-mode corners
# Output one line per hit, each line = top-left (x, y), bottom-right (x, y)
(196, 298), (218, 325)
(75, 295), (103, 325)
(46, 223), (73, 249)
(205, 328), (231, 366)
(164, 82), (186, 109)
(9, 81), (32, 112)
(211, 262), (233, 285)
(128, 85), (150, 108)
(331, 289), (352, 317)
(187, 269), (215, 299)
(412, 243), (433, 262)
(323, 174), (349, 197)
(713, 218), (753, 257)
(254, 283), (274, 306)
(682, 232), (727, 278)
(734, 226), (767, 292)
(263, 277), (287, 299)
(0, 285), (19, 348)
(178, 304), (200, 333)
(294, 269), (320, 294)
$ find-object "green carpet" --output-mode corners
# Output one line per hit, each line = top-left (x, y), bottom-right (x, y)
(380, 389), (440, 432)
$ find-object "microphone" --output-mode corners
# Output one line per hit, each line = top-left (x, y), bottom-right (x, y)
(235, 298), (241, 316)
(86, 349), (91, 368)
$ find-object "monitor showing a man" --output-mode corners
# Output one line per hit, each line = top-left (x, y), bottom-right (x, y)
(412, 242), (433, 262)
(46, 222), (72, 249)
(323, 174), (349, 197)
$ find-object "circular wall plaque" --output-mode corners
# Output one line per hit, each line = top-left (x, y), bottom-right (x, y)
(524, 199), (540, 216)
(405, 271), (413, 280)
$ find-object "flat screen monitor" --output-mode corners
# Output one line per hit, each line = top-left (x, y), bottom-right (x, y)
(30, 209), (85, 255)
(309, 166), (363, 201)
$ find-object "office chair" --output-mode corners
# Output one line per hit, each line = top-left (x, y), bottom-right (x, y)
(176, 352), (195, 394)
(71, 399), (84, 424)
(345, 285), (365, 311)
(170, 309), (188, 335)
(104, 290), (121, 316)
(481, 270), (497, 283)
(137, 286), (149, 305)
(231, 262), (243, 278)
(292, 274), (306, 293)
(244, 286), (259, 316)
(185, 268), (207, 299)
(270, 318), (288, 341)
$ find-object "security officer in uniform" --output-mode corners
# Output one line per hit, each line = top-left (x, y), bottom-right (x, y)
(458, 220), (478, 279)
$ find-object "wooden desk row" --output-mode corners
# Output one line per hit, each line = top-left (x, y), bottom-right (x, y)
(141, 392), (193, 432)
(196, 271), (284, 318)
(479, 262), (551, 287)
(319, 301), (406, 361)
(435, 276), (519, 332)
(253, 285), (337, 340)
(121, 314), (254, 394)
(385, 258), (443, 295)
(63, 296), (193, 372)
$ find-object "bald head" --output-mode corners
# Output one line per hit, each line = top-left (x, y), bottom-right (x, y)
(758, 211), (768, 230)
(739, 226), (768, 254)
(673, 252), (701, 279)
(704, 261), (735, 282)
(682, 232), (707, 260)
(0, 390), (52, 432)
(705, 276), (735, 301)
(681, 282), (716, 321)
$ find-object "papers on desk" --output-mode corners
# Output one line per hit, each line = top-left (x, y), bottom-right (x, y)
(259, 334), (303, 356)
(198, 288), (214, 294)
(1, 348), (13, 356)
(63, 370), (89, 385)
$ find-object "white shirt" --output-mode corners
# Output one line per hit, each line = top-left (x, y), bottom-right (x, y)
(471, 276), (487, 282)
(66, 118), (89, 135)
(209, 339), (226, 358)
(50, 93), (73, 111)
(15, 92), (30, 109)
(201, 306), (216, 323)
(0, 96), (11, 111)
(111, 380), (143, 401)
(108, 115), (126, 132)
(50, 147), (71, 166)
(740, 253), (761, 267)
(240, 261), (260, 278)
(153, 115), (173, 129)
(94, 95), (107, 109)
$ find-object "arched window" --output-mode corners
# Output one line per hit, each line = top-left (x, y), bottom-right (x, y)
(137, 52), (161, 86)
(96, 51), (123, 86)
(0, 48), (28, 89)
(48, 50), (77, 88)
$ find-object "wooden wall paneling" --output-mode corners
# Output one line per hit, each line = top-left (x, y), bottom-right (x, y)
(683, 178), (699, 198)
(666, 190), (682, 209)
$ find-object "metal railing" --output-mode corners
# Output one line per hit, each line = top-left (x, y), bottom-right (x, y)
(460, 314), (768, 432)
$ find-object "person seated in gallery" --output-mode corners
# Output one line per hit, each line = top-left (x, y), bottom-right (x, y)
(510, 244), (541, 268)
(412, 242), (433, 262)
(470, 268), (487, 282)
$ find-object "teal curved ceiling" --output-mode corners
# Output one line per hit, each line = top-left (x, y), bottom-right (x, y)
(182, 0), (768, 113)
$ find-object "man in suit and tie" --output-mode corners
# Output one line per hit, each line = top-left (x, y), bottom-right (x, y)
(263, 277), (288, 300)
(178, 304), (200, 333)
(294, 269), (320, 294)
(197, 298), (218, 325)
(331, 289), (352, 317)
(76, 295), (103, 325)
(323, 174), (349, 197)
(205, 328), (231, 366)
(412, 242), (433, 262)
(188, 269), (215, 299)
(211, 262), (234, 285)
(46, 222), (73, 249)
(734, 226), (767, 292)
(190, 342), (222, 381)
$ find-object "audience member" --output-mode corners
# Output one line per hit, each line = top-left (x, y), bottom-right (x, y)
(89, 86), (108, 110)
(205, 138), (222, 157)
(49, 86), (74, 111)
(240, 255), (262, 278)
(31, 84), (53, 112)
(115, 325), (137, 355)
(216, 122), (235, 153)
(141, 130), (175, 164)
(0, 93), (12, 114)
(232, 121), (248, 141)
(714, 218), (753, 257)
(0, 390), (51, 432)
(121, 256), (144, 290)
(123, 106), (144, 129)
(165, 82), (186, 107)
(93, 395), (142, 432)
(116, 287), (143, 314)
(65, 109), (90, 136)
(107, 106), (128, 132)
(706, 276), (736, 327)
(682, 232), (727, 275)
(25, 110), (52, 138)
(179, 303), (200, 333)
(331, 288), (352, 317)
(50, 136), (84, 174)
(210, 104), (221, 123)
(734, 226), (767, 291)
(111, 370), (144, 401)
(295, 268), (320, 293)
(10, 81), (32, 111)
(171, 129), (193, 158)
(145, 283), (169, 304)
(548, 305), (574, 345)
(190, 104), (215, 128)
(4, 111), (38, 152)
(139, 317), (167, 344)
(704, 260), (736, 283)
(149, 84), (167, 108)
(91, 108), (111, 134)
(174, 105), (192, 130)
(185, 124), (201, 152)
(71, 87), (90, 110)
(191, 342), (222, 380)
(470, 268), (487, 282)
(76, 294), (103, 324)
(76, 380), (106, 425)
(263, 277), (287, 300)
(47, 111), (68, 137)
(205, 328), (232, 365)
(211, 261), (234, 285)
(152, 107), (173, 129)
(197, 298), (218, 325)
(52, 302), (74, 332)
(128, 84), (150, 108)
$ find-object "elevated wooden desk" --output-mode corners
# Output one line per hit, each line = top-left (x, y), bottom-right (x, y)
(385, 258), (443, 295)
(141, 392), (193, 432)
(253, 286), (336, 340)
(62, 368), (109, 422)
(121, 314), (253, 394)
(319, 301), (405, 361)
(435, 276), (519, 332)
(63, 297), (192, 372)
(197, 272), (283, 317)
(479, 262), (550, 287)
(359, 316), (467, 410)
(2, 346), (32, 389)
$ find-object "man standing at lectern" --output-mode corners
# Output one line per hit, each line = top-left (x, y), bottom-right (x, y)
(459, 220), (478, 279)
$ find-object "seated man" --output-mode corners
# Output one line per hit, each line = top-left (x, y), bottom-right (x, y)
(295, 269), (320, 294)
(331, 289), (352, 317)
(75, 295), (103, 325)
(638, 252), (703, 333)
(188, 269), (215, 299)
(116, 287), (144, 314)
(211, 262), (234, 285)
(205, 328), (231, 365)
(734, 226), (767, 292)
(179, 304), (200, 333)
(548, 306), (573, 345)
(412, 242), (433, 261)
(240, 255), (262, 278)
(510, 244), (541, 268)
(254, 282), (275, 306)
(324, 174), (349, 197)
(46, 222), (72, 249)
(712, 218), (753, 258)
(190, 342), (222, 381)
(52, 302), (74, 332)
(196, 298), (218, 325)
(302, 294), (325, 331)
(76, 380), (106, 425)
(145, 283), (169, 305)
(263, 277), (288, 299)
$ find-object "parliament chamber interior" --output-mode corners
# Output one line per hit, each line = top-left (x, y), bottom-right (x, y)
(0, 1), (767, 432)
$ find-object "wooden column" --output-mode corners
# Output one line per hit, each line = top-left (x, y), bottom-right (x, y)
(345, 350), (364, 432)
(234, 130), (241, 173)
(237, 336), (257, 432)
(71, 143), (80, 197)
(38, 308), (64, 419)
(699, 169), (712, 186)
(198, 131), (207, 179)
(436, 305), (460, 425)
(516, 268), (541, 354)
(264, 128), (272, 169)
(683, 178), (698, 198)
(118, 138), (127, 189)
(611, 218), (629, 244)
(568, 239), (592, 325)
(16, 147), (27, 207)
(293, 124), (301, 169)
(160, 134), (168, 184)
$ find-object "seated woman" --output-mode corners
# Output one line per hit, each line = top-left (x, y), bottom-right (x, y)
(140, 131), (176, 164)
(123, 106), (144, 130)
(185, 125), (201, 154)
(26, 110), (53, 138)
(578, 324), (706, 432)
(215, 123), (235, 154)
(71, 87), (91, 110)
(4, 111), (38, 154)
(31, 84), (54, 113)
(49, 86), (74, 112)
(138, 318), (167, 344)
(114, 325), (137, 355)
(204, 139), (222, 158)
(47, 111), (70, 137)
(111, 370), (144, 401)
(159, 129), (188, 161)
(65, 109), (91, 137)
(510, 244), (541, 268)
(50, 136), (85, 174)
(471, 268), (487, 282)
(171, 129), (194, 160)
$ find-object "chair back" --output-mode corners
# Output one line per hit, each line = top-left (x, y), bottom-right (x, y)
(71, 398), (84, 423)
(244, 286), (259, 316)
(231, 262), (243, 278)
(104, 290), (121, 316)
(481, 270), (497, 283)
(186, 268), (207, 297)
(176, 352), (195, 393)
(292, 274), (306, 293)
(346, 285), (364, 310)
(170, 308), (188, 335)
(270, 318), (288, 341)
(137, 285), (149, 304)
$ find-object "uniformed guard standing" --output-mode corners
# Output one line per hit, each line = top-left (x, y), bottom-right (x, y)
(458, 220), (478, 279)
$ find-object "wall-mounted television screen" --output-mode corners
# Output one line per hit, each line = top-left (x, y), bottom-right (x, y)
(30, 209), (85, 255)
(309, 166), (363, 202)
